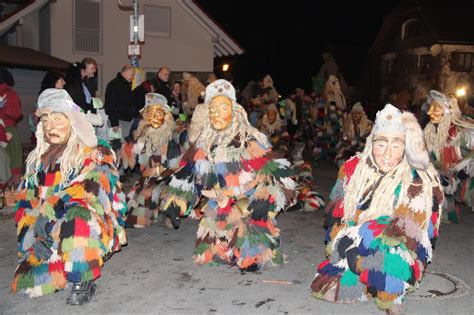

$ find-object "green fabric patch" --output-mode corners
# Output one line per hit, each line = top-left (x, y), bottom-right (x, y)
(17, 273), (34, 290)
(340, 270), (359, 287)
(383, 252), (411, 281)
(194, 243), (210, 255)
(66, 206), (92, 222)
(447, 211), (459, 223)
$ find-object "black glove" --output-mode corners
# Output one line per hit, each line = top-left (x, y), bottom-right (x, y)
(34, 215), (50, 240)
(250, 200), (270, 221)
(166, 203), (181, 229)
(32, 240), (53, 261)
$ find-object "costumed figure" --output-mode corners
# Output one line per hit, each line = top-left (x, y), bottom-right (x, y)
(181, 72), (205, 117)
(249, 75), (279, 127)
(335, 102), (374, 167)
(12, 89), (127, 304)
(123, 93), (187, 228)
(323, 75), (346, 111)
(311, 104), (444, 313)
(258, 103), (288, 154)
(423, 90), (474, 220)
(162, 79), (296, 272)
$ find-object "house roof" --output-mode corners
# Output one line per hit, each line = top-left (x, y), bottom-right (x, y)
(371, 2), (474, 52)
(177, 0), (244, 57)
(0, 44), (69, 71)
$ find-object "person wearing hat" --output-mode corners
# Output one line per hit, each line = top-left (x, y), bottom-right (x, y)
(124, 93), (187, 228)
(258, 103), (287, 152)
(311, 104), (444, 313)
(11, 89), (127, 305)
(162, 79), (296, 272)
(424, 90), (474, 220)
(335, 102), (374, 167)
(323, 75), (346, 111)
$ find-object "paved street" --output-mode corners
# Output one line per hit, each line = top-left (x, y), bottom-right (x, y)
(1, 162), (473, 314)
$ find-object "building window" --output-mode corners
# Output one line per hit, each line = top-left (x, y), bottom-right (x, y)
(451, 52), (473, 73)
(73, 0), (102, 54)
(401, 19), (420, 39)
(419, 54), (434, 74)
(144, 5), (171, 38)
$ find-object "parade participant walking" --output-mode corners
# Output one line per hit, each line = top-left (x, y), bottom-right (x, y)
(423, 90), (473, 219)
(163, 79), (295, 272)
(124, 93), (187, 228)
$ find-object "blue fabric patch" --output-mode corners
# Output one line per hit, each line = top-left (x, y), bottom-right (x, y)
(368, 270), (386, 291)
(385, 275), (405, 294)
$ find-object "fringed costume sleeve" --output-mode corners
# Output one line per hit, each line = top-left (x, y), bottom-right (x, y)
(162, 144), (203, 219)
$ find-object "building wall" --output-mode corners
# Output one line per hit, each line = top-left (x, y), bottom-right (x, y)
(379, 44), (474, 99)
(49, 0), (214, 96)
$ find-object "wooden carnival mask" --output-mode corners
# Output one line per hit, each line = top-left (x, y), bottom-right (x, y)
(267, 109), (278, 124)
(209, 95), (233, 130)
(372, 132), (406, 173)
(427, 100), (444, 124)
(40, 110), (72, 145)
(144, 105), (166, 129)
(351, 111), (363, 125)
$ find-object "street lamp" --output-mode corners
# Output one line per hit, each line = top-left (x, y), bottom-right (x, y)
(222, 64), (230, 72)
(456, 87), (466, 97)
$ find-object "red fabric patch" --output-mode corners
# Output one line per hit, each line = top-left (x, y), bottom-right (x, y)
(74, 218), (90, 237)
(343, 156), (360, 183)
(367, 220), (385, 237)
(412, 261), (421, 281)
(44, 172), (56, 186)
(242, 157), (269, 172)
(179, 160), (187, 168)
(48, 260), (65, 273)
(317, 259), (330, 271)
(14, 207), (25, 223)
(431, 212), (439, 237)
(332, 201), (344, 218)
(360, 270), (369, 284)
(84, 158), (92, 167)
(92, 267), (101, 279)
(249, 219), (268, 228)
(217, 198), (233, 215)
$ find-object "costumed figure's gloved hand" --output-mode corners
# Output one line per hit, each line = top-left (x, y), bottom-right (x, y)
(165, 203), (181, 229)
(33, 215), (54, 261)
(249, 200), (271, 221)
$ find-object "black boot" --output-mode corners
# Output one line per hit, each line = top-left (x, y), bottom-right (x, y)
(66, 281), (96, 305)
(239, 263), (260, 273)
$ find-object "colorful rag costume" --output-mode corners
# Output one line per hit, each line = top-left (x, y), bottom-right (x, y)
(424, 90), (473, 221)
(124, 93), (187, 227)
(258, 103), (289, 154)
(163, 79), (296, 271)
(311, 104), (443, 312)
(12, 89), (127, 298)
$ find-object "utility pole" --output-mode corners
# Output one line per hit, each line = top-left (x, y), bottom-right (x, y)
(131, 0), (139, 68)
(118, 0), (143, 87)
(117, 0), (140, 67)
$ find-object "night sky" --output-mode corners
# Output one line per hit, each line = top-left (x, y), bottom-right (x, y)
(197, 0), (399, 95)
